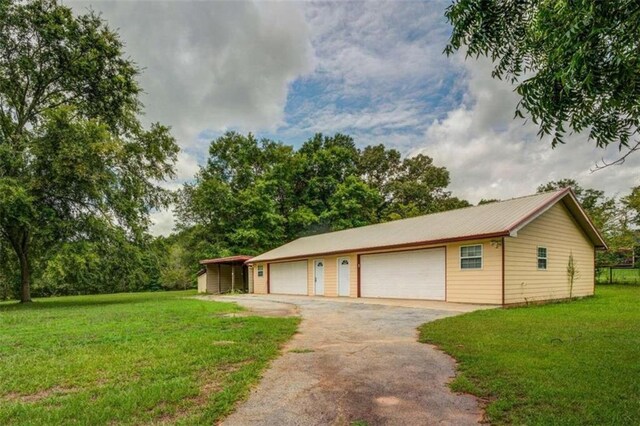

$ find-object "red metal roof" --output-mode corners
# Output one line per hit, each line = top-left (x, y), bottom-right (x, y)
(199, 255), (253, 265)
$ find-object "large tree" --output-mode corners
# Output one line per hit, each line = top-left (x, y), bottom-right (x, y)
(177, 131), (469, 265)
(0, 0), (178, 302)
(445, 0), (640, 164)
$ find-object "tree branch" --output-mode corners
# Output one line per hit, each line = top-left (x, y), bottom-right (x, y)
(591, 140), (640, 171)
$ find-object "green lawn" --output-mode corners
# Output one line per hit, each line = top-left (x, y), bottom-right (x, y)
(0, 291), (299, 425)
(419, 285), (639, 425)
(596, 267), (640, 284)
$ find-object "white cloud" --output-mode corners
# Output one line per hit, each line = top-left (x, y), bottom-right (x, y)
(416, 57), (640, 203)
(149, 208), (177, 237)
(70, 0), (313, 146)
(66, 1), (639, 236)
(68, 0), (314, 236)
(281, 1), (459, 143)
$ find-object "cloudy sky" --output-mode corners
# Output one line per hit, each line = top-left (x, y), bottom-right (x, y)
(70, 0), (639, 235)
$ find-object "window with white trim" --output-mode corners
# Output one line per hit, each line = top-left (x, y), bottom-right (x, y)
(460, 244), (483, 269)
(537, 247), (548, 270)
(257, 265), (264, 277)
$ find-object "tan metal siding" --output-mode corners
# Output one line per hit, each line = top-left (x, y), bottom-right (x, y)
(353, 240), (500, 304)
(253, 263), (268, 294)
(197, 272), (207, 293)
(446, 239), (503, 304)
(329, 242), (501, 303)
(256, 240), (502, 303)
(217, 264), (232, 293)
(247, 266), (254, 293)
(504, 203), (595, 304)
(230, 265), (244, 291)
(311, 255), (357, 297)
(307, 259), (314, 295)
(205, 265), (219, 293)
(315, 256), (338, 296)
(349, 255), (358, 297)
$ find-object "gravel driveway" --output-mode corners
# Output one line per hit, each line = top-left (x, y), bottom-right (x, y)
(208, 295), (485, 426)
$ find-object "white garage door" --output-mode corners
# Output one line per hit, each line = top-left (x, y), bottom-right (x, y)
(270, 261), (308, 295)
(360, 248), (445, 300)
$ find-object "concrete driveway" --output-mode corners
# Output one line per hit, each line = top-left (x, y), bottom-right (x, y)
(206, 295), (490, 426)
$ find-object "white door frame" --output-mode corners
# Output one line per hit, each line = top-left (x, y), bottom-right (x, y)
(337, 257), (350, 296)
(314, 259), (325, 296)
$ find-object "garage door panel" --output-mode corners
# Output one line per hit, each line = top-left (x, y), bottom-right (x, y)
(360, 248), (445, 300)
(270, 261), (308, 295)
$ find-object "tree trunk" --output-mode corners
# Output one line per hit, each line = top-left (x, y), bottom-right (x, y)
(19, 250), (31, 303)
(5, 229), (32, 303)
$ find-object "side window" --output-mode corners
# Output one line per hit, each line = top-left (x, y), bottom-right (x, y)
(537, 247), (548, 270)
(257, 265), (264, 277)
(460, 245), (483, 269)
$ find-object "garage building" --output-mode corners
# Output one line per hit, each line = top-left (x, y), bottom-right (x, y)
(197, 255), (253, 294)
(244, 189), (606, 305)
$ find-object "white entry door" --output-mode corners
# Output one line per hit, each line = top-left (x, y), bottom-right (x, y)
(337, 257), (350, 296)
(314, 260), (325, 295)
(360, 248), (445, 300)
(270, 261), (308, 295)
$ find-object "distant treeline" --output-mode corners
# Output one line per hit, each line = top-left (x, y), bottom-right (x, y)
(1, 132), (638, 299)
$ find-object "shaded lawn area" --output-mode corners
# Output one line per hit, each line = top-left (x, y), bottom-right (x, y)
(419, 285), (639, 425)
(0, 291), (299, 425)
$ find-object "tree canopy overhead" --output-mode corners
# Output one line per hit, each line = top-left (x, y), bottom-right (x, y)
(0, 0), (178, 302)
(445, 0), (640, 165)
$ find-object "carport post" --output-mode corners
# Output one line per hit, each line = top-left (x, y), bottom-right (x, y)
(232, 266), (235, 292)
(218, 264), (221, 293)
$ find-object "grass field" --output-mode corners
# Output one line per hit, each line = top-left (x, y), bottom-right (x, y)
(596, 267), (640, 284)
(419, 285), (639, 425)
(0, 291), (299, 425)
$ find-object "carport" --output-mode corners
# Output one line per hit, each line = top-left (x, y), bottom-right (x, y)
(197, 255), (253, 294)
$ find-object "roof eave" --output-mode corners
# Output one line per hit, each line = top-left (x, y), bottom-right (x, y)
(507, 188), (608, 249)
(245, 231), (511, 264)
(199, 255), (254, 265)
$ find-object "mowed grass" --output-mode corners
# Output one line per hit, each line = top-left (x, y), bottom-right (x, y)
(0, 291), (299, 425)
(419, 285), (639, 425)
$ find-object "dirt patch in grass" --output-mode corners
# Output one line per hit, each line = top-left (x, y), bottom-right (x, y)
(147, 372), (225, 425)
(212, 340), (236, 346)
(218, 359), (254, 374)
(3, 386), (78, 404)
(152, 361), (251, 423)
